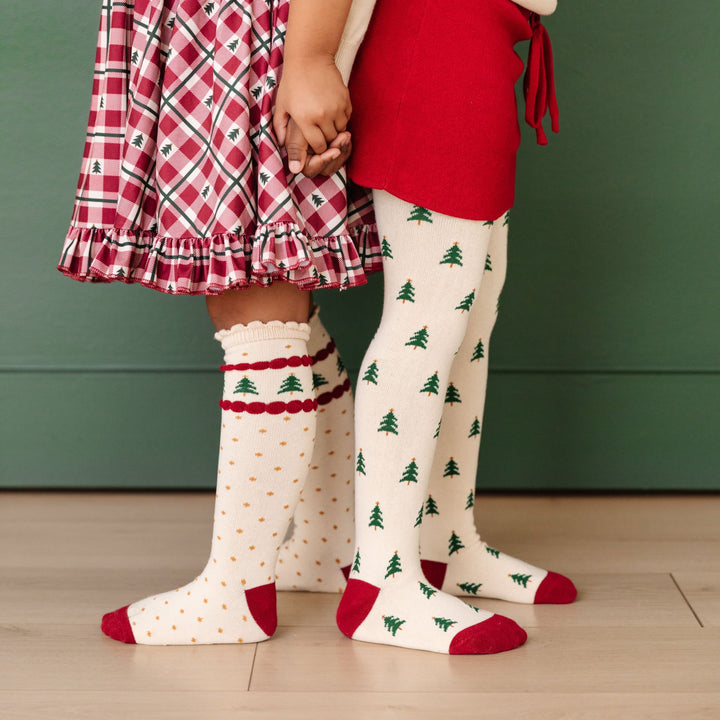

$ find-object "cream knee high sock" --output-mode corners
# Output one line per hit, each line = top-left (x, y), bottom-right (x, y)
(337, 191), (526, 654)
(101, 321), (317, 645)
(419, 220), (577, 604)
(275, 308), (355, 592)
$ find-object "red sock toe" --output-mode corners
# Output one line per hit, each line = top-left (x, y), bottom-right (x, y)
(449, 614), (527, 654)
(101, 606), (136, 644)
(534, 571), (577, 604)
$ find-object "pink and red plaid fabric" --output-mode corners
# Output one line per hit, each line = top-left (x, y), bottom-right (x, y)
(58, 0), (380, 295)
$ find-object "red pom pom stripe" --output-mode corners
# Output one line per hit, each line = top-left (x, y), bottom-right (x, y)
(219, 398), (318, 415)
(220, 355), (312, 372)
(310, 338), (336, 365)
(317, 377), (351, 406)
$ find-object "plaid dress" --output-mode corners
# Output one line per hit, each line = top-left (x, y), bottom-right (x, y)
(58, 0), (380, 295)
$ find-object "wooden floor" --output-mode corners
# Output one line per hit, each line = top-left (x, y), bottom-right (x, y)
(1, 493), (718, 719)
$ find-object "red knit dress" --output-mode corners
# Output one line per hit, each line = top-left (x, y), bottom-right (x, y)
(347, 0), (558, 221)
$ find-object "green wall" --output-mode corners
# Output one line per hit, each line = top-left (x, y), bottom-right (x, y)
(2, 1), (718, 490)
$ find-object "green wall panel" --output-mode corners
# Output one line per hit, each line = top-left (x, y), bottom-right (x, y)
(2, 372), (717, 490)
(2, 2), (718, 489)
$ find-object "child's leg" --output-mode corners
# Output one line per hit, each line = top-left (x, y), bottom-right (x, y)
(336, 191), (526, 654)
(102, 285), (318, 645)
(275, 306), (355, 592)
(419, 220), (576, 604)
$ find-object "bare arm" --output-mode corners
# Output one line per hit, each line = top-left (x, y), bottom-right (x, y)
(514, 0), (557, 15)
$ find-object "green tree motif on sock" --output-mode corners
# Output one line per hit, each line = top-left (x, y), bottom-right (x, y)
(312, 372), (328, 389)
(510, 573), (532, 588)
(414, 503), (424, 527)
(278, 373), (303, 394)
(405, 326), (429, 350)
(378, 409), (399, 436)
(400, 458), (419, 485)
(468, 417), (481, 438)
(369, 503), (384, 530)
(485, 253), (493, 271)
(396, 279), (416, 303)
(407, 205), (433, 225)
(383, 615), (406, 636)
(381, 236), (393, 258)
(425, 495), (439, 517)
(455, 289), (476, 313)
(448, 531), (465, 555)
(356, 449), (366, 476)
(486, 547), (500, 558)
(457, 582), (482, 595)
(420, 371), (440, 396)
(444, 383), (461, 405)
(385, 551), (402, 579)
(234, 376), (259, 395)
(483, 220), (495, 227)
(470, 339), (485, 362)
(336, 356), (345, 375)
(419, 581), (437, 599)
(440, 243), (463, 268)
(503, 212), (511, 227)
(362, 360), (379, 385)
(465, 491), (475, 510)
(443, 457), (460, 477)
(433, 617), (458, 632)
(433, 419), (442, 439)
(352, 550), (361, 573)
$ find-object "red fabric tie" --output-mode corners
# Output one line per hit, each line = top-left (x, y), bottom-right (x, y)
(523, 13), (559, 146)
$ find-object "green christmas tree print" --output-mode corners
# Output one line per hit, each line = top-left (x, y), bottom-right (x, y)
(425, 494), (439, 517)
(383, 615), (405, 636)
(433, 617), (458, 632)
(312, 372), (328, 389)
(468, 417), (481, 438)
(420, 371), (440, 396)
(278, 373), (303, 394)
(385, 551), (402, 579)
(201, 184), (210, 199)
(457, 582), (482, 595)
(465, 491), (475, 510)
(203, 2), (215, 14)
(396, 279), (416, 303)
(455, 289), (476, 313)
(234, 376), (259, 396)
(443, 457), (460, 477)
(419, 581), (437, 599)
(482, 220), (495, 227)
(369, 502), (384, 530)
(356, 449), (366, 476)
(228, 128), (240, 141)
(251, 85), (262, 100)
(378, 409), (399, 436)
(337, 355), (345, 375)
(407, 205), (433, 225)
(131, 133), (144, 149)
(444, 383), (461, 406)
(470, 339), (485, 362)
(311, 193), (324, 208)
(503, 212), (511, 227)
(510, 573), (532, 588)
(362, 360), (379, 385)
(400, 458), (419, 485)
(227, 38), (239, 52)
(259, 171), (270, 184)
(433, 418), (442, 439)
(486, 547), (500, 559)
(413, 503), (424, 527)
(160, 143), (173, 158)
(352, 550), (361, 573)
(405, 326), (429, 350)
(91, 159), (102, 174)
(381, 236), (393, 258)
(448, 531), (465, 555)
(266, 76), (276, 90)
(440, 242), (463, 268)
(485, 253), (493, 271)
(131, 49), (139, 65)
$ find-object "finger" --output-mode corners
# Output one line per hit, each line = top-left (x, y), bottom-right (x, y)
(285, 121), (308, 174)
(329, 131), (351, 150)
(273, 111), (289, 147)
(321, 142), (351, 176)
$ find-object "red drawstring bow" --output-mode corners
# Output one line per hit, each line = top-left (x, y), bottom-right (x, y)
(523, 13), (559, 145)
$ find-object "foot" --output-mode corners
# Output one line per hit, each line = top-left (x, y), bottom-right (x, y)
(421, 539), (577, 604)
(337, 575), (527, 654)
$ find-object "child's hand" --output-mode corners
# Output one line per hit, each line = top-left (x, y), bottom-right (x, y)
(285, 118), (352, 178)
(274, 54), (351, 171)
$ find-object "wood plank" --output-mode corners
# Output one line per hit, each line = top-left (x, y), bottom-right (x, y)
(673, 573), (720, 627)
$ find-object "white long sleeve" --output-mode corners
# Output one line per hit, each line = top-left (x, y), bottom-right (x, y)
(514, 0), (557, 15)
(335, 0), (378, 83)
